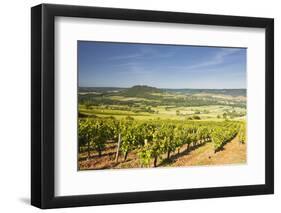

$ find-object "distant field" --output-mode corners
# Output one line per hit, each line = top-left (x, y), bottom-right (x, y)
(79, 104), (246, 121)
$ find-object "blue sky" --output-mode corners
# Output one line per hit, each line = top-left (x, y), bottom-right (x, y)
(78, 41), (246, 89)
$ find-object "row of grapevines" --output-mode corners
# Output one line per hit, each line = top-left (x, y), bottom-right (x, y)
(211, 122), (240, 152)
(238, 122), (246, 144)
(137, 122), (212, 167)
(79, 117), (243, 167)
(78, 119), (115, 158)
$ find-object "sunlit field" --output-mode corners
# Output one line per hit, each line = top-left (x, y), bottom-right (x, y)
(77, 41), (247, 170)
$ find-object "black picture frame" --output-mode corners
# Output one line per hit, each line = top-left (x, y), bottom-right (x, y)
(31, 3), (274, 209)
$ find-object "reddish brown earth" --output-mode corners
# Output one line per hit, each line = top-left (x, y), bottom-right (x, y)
(162, 136), (246, 167)
(78, 136), (246, 170)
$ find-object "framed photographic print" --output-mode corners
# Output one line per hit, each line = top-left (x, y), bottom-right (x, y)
(31, 3), (274, 209)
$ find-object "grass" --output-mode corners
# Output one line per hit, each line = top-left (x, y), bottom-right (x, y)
(79, 103), (246, 122)
(79, 91), (246, 121)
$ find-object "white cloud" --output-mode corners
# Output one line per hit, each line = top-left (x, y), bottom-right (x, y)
(109, 46), (176, 61)
(167, 48), (242, 73)
(184, 48), (241, 70)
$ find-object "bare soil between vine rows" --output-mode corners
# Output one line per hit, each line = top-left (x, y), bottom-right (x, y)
(78, 136), (246, 170)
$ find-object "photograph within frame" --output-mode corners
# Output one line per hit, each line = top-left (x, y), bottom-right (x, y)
(31, 3), (274, 209)
(77, 41), (247, 171)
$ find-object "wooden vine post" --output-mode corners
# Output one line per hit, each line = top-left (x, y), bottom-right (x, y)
(115, 133), (121, 163)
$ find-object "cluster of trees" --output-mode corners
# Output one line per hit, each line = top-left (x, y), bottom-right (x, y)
(79, 117), (242, 167)
(220, 109), (246, 119)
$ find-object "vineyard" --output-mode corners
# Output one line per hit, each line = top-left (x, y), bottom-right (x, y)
(78, 117), (246, 169)
(77, 42), (247, 170)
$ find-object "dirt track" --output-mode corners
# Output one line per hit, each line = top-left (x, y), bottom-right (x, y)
(161, 136), (246, 167)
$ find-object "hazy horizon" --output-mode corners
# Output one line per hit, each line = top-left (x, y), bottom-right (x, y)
(78, 41), (247, 89)
(79, 85), (246, 90)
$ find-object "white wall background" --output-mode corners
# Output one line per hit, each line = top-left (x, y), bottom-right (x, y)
(0, 0), (279, 212)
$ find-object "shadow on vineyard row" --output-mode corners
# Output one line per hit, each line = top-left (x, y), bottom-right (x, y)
(79, 134), (245, 170)
(78, 118), (246, 170)
(79, 140), (210, 170)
